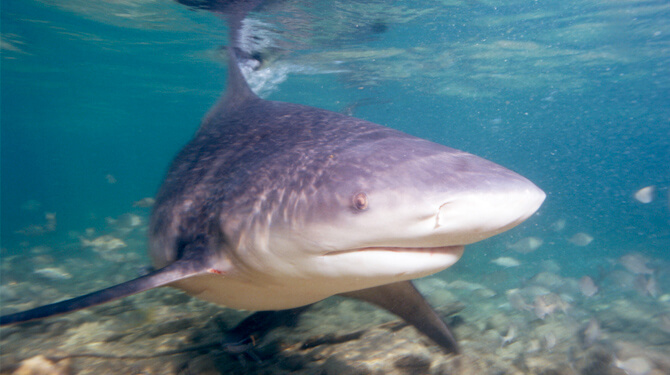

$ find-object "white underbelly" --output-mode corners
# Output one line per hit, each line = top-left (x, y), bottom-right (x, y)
(170, 272), (416, 311)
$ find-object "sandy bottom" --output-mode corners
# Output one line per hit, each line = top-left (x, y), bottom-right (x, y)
(1, 266), (669, 375)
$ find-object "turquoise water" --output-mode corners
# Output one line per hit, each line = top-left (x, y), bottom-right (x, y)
(2, 1), (669, 257)
(1, 0), (669, 373)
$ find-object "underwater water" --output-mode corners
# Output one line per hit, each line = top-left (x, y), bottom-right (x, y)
(1, 0), (669, 374)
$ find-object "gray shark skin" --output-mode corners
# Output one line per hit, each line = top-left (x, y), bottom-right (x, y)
(0, 1), (545, 355)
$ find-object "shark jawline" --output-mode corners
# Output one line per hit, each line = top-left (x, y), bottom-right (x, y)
(324, 245), (465, 256)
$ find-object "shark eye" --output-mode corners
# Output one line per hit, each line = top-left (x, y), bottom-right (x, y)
(352, 192), (369, 211)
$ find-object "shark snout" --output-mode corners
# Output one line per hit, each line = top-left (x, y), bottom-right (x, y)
(435, 178), (545, 244)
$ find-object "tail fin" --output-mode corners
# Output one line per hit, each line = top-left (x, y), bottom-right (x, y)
(0, 259), (206, 326)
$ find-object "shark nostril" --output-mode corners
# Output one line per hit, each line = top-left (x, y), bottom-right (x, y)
(435, 202), (452, 228)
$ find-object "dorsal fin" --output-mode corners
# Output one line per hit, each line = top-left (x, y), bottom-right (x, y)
(0, 258), (209, 326)
(188, 1), (262, 122)
(179, 1), (262, 112)
(221, 45), (258, 108)
(222, 5), (260, 104)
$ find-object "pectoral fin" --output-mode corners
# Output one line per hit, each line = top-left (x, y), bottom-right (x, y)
(0, 258), (208, 326)
(340, 280), (460, 354)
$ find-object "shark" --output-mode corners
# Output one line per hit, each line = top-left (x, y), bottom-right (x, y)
(0, 1), (545, 355)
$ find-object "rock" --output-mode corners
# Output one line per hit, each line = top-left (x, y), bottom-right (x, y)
(578, 347), (613, 375)
(279, 353), (309, 371)
(322, 356), (372, 375)
(44, 320), (72, 338)
(394, 353), (432, 372)
(529, 272), (565, 289)
(486, 312), (512, 332)
(540, 260), (561, 273)
(614, 356), (652, 375)
(0, 285), (19, 302)
(525, 356), (564, 375)
(182, 355), (219, 375)
(301, 330), (367, 349)
(12, 355), (70, 375)
(160, 290), (192, 305)
(145, 318), (194, 338)
(474, 288), (497, 298)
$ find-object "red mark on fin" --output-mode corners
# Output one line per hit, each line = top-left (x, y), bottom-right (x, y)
(208, 268), (223, 275)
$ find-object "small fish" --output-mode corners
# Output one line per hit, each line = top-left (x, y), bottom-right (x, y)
(20, 200), (41, 211)
(506, 289), (531, 311)
(533, 295), (554, 320)
(448, 280), (486, 291)
(34, 267), (72, 280)
(81, 235), (127, 252)
(579, 276), (598, 297)
(14, 212), (57, 236)
(614, 356), (652, 375)
(620, 253), (653, 275)
(105, 174), (117, 184)
(132, 197), (156, 208)
(526, 339), (542, 353)
(607, 270), (634, 289)
(14, 225), (46, 236)
(116, 213), (143, 228)
(529, 271), (565, 289)
(634, 275), (659, 298)
(659, 313), (670, 334)
(581, 318), (601, 348)
(568, 232), (593, 246)
(508, 236), (543, 254)
(44, 212), (56, 232)
(29, 246), (51, 255)
(543, 332), (556, 351)
(549, 218), (566, 232)
(539, 259), (561, 273)
(533, 293), (568, 320)
(634, 186), (655, 204)
(501, 325), (516, 347)
(491, 257), (521, 267)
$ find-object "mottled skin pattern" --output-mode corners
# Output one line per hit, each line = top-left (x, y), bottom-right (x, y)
(150, 95), (410, 265)
(149, 91), (526, 266)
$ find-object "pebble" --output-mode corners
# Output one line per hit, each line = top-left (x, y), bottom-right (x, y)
(323, 356), (372, 375)
(393, 353), (432, 372)
(13, 355), (70, 375)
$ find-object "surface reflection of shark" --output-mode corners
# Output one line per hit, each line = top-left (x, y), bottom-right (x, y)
(0, 0), (545, 355)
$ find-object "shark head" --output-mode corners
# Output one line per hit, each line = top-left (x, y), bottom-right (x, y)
(202, 118), (545, 308)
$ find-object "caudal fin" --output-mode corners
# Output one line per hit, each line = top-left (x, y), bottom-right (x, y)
(0, 260), (206, 326)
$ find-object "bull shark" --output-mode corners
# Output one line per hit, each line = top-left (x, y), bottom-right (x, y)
(0, 1), (545, 355)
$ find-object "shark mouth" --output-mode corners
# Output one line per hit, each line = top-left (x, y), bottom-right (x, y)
(324, 245), (465, 256)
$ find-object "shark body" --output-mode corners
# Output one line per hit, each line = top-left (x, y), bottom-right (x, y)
(0, 1), (545, 354)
